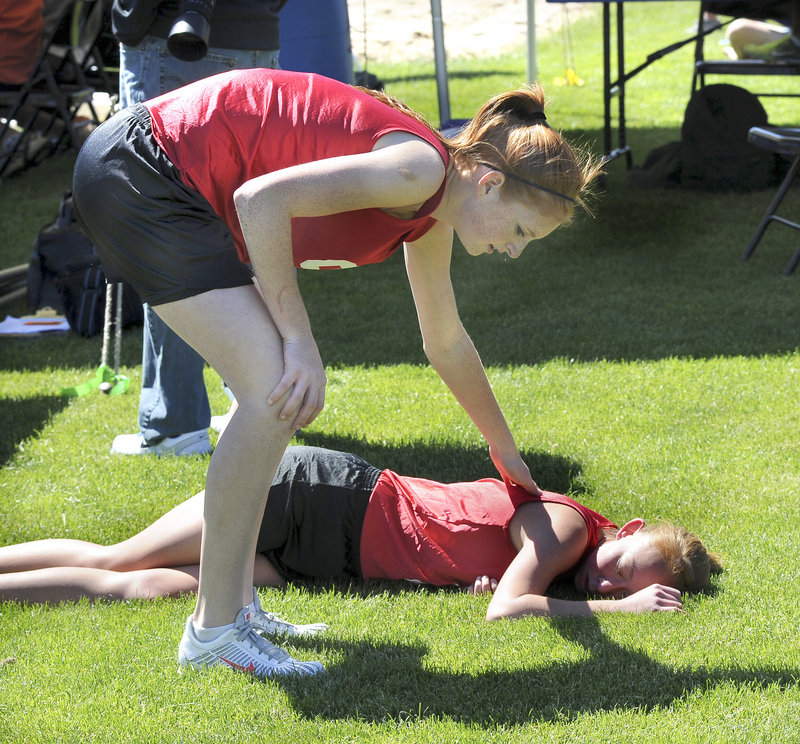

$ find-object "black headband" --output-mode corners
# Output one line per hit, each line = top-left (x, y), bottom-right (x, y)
(478, 162), (577, 204)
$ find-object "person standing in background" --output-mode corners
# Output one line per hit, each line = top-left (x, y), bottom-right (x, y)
(109, 0), (288, 457)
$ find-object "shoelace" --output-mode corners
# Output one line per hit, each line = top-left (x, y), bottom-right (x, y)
(234, 619), (291, 663)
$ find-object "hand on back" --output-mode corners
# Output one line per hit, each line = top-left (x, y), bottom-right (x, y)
(490, 445), (541, 496)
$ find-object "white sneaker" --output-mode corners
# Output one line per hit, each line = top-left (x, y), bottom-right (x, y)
(178, 608), (325, 679)
(249, 588), (329, 637)
(110, 429), (212, 456)
(209, 412), (232, 435)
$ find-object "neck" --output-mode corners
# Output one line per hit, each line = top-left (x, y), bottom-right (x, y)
(430, 164), (469, 226)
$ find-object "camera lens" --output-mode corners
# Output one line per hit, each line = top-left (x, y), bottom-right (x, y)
(168, 0), (216, 61)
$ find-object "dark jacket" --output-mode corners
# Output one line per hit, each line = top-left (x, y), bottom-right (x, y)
(111, 0), (288, 50)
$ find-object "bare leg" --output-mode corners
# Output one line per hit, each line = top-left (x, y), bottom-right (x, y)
(154, 284), (296, 629)
(0, 553), (285, 604)
(0, 492), (205, 574)
(0, 565), (200, 603)
(727, 18), (788, 57)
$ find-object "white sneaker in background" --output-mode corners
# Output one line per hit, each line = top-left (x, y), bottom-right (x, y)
(110, 429), (212, 456)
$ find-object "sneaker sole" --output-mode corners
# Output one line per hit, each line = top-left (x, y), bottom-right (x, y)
(178, 655), (324, 678)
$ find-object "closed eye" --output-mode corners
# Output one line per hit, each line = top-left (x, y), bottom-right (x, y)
(617, 557), (635, 584)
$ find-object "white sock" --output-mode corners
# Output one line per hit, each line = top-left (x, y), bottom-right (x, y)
(192, 621), (235, 642)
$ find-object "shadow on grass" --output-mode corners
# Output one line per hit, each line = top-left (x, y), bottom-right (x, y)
(4, 127), (797, 375)
(264, 439), (750, 726)
(277, 615), (797, 726)
(0, 395), (69, 466)
(298, 431), (584, 495)
(298, 125), (800, 366)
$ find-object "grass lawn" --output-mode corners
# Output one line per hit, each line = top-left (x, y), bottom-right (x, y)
(1, 3), (800, 742)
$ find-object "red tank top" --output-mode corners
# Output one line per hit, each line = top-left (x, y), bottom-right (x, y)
(360, 471), (617, 586)
(145, 69), (450, 268)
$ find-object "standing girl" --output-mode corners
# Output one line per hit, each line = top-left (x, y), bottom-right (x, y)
(73, 68), (602, 679)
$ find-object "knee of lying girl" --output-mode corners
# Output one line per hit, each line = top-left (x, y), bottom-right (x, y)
(118, 568), (199, 601)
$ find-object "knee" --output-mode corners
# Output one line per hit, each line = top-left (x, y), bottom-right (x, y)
(121, 569), (198, 600)
(726, 19), (751, 56)
(225, 395), (298, 439)
(86, 544), (137, 572)
(726, 18), (785, 56)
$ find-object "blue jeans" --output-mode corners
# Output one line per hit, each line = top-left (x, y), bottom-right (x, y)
(119, 37), (279, 442)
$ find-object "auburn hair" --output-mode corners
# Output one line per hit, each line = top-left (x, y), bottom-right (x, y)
(644, 522), (723, 593)
(597, 521), (723, 593)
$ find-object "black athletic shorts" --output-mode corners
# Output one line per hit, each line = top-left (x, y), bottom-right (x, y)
(257, 446), (382, 582)
(72, 103), (254, 306)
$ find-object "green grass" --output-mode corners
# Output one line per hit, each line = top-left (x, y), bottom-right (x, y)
(2, 3), (800, 741)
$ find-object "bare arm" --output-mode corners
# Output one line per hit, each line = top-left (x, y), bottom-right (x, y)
(404, 226), (539, 494)
(484, 504), (683, 620)
(234, 138), (444, 428)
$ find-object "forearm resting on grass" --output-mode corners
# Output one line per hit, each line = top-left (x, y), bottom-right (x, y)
(484, 583), (685, 620)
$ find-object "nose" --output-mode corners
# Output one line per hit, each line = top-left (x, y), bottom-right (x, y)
(597, 576), (623, 595)
(505, 240), (527, 259)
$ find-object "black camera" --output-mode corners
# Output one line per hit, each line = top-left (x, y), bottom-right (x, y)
(168, 0), (217, 61)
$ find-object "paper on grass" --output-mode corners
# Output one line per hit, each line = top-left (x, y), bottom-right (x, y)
(0, 313), (70, 336)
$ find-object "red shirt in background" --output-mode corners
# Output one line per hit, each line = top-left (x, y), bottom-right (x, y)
(0, 0), (43, 87)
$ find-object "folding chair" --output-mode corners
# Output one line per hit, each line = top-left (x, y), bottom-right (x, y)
(743, 126), (800, 275)
(69, 0), (120, 96)
(0, 0), (111, 178)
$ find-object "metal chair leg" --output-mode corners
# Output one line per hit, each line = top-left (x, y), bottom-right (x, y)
(743, 153), (800, 262)
(785, 244), (800, 276)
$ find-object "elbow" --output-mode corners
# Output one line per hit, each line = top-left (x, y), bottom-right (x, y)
(421, 328), (468, 366)
(233, 179), (266, 221)
(233, 184), (250, 216)
(421, 340), (437, 366)
(485, 598), (507, 622)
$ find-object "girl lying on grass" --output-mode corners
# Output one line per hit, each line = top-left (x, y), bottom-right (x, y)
(0, 446), (721, 625)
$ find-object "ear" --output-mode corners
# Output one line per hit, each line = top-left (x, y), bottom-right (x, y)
(476, 168), (505, 197)
(616, 518), (645, 539)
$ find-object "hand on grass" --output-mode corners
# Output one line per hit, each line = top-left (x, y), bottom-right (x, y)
(268, 338), (326, 429)
(618, 584), (684, 613)
(466, 575), (499, 595)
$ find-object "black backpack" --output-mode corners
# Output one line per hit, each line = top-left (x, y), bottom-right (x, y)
(629, 84), (783, 192)
(681, 83), (780, 192)
(27, 192), (142, 337)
